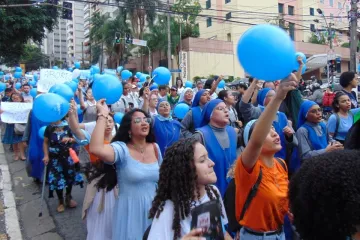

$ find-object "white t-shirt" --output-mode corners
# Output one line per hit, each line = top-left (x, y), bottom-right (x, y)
(148, 186), (228, 240)
(84, 122), (118, 136)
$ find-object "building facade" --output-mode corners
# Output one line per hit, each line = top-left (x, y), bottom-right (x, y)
(66, 1), (85, 66)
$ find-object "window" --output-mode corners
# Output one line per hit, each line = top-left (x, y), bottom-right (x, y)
(206, 17), (212, 27)
(225, 0), (230, 3)
(329, 0), (333, 7)
(289, 22), (295, 40)
(288, 5), (294, 15)
(320, 0), (324, 2)
(310, 24), (315, 32)
(206, 0), (211, 9)
(310, 7), (314, 16)
(227, 33), (231, 42)
(278, 3), (284, 13)
(346, 5), (350, 12)
(338, 2), (342, 9)
(225, 12), (231, 20)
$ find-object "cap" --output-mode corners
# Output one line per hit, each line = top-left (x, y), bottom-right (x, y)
(171, 86), (177, 91)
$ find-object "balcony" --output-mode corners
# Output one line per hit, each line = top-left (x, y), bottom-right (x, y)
(84, 29), (90, 37)
(84, 13), (90, 21)
(84, 4), (89, 12)
(67, 34), (73, 41)
(84, 37), (90, 44)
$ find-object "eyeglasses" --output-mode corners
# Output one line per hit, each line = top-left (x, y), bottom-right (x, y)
(214, 106), (229, 112)
(308, 108), (322, 114)
(150, 98), (158, 101)
(159, 103), (170, 108)
(133, 117), (152, 124)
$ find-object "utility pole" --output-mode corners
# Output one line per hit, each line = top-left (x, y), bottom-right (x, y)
(349, 0), (358, 72)
(81, 42), (84, 66)
(167, 0), (172, 84)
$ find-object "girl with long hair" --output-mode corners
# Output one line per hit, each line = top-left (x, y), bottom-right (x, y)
(89, 99), (162, 240)
(234, 76), (297, 239)
(148, 138), (231, 239)
(327, 91), (360, 144)
(68, 100), (117, 240)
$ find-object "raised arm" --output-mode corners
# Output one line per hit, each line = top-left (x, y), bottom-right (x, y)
(241, 75), (298, 169)
(78, 86), (86, 110)
(295, 56), (304, 82)
(141, 87), (150, 114)
(241, 79), (258, 104)
(89, 99), (115, 163)
(209, 75), (223, 96)
(68, 99), (86, 140)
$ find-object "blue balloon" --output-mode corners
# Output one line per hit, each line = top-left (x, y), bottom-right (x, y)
(296, 52), (307, 64)
(185, 81), (193, 88)
(15, 82), (21, 89)
(92, 74), (123, 104)
(49, 83), (74, 102)
(38, 126), (47, 140)
(4, 75), (10, 81)
(74, 62), (81, 69)
(0, 71), (4, 76)
(29, 80), (36, 87)
(68, 67), (73, 72)
(92, 66), (100, 74)
(218, 80), (225, 89)
(152, 67), (171, 85)
(135, 72), (142, 78)
(30, 88), (37, 98)
(64, 81), (78, 93)
(15, 67), (22, 72)
(139, 74), (148, 82)
(13, 72), (22, 79)
(117, 66), (123, 73)
(33, 74), (38, 81)
(121, 70), (132, 81)
(114, 112), (124, 124)
(174, 103), (190, 119)
(52, 66), (59, 70)
(33, 93), (70, 122)
(137, 82), (143, 88)
(0, 82), (6, 92)
(237, 24), (296, 82)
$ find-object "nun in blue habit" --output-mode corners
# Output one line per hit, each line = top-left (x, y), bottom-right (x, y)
(22, 110), (50, 181)
(256, 88), (297, 160)
(180, 89), (210, 138)
(151, 99), (183, 156)
(295, 100), (328, 161)
(192, 99), (237, 196)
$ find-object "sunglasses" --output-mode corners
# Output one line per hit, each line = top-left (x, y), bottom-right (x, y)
(133, 117), (152, 124)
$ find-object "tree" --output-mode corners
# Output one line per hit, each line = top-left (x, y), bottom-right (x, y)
(19, 44), (49, 70)
(121, 0), (161, 39)
(308, 32), (326, 44)
(0, 1), (58, 65)
(171, 0), (201, 39)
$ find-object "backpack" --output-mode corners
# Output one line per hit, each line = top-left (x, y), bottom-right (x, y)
(223, 158), (287, 233)
(322, 92), (335, 107)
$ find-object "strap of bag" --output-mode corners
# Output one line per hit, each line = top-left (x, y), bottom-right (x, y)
(239, 167), (263, 221)
(333, 113), (340, 140)
(275, 157), (287, 172)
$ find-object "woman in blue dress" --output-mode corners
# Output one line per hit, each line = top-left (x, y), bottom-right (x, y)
(2, 93), (26, 160)
(89, 99), (162, 240)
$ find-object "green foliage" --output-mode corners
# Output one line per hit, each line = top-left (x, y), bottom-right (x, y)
(341, 42), (350, 48)
(19, 44), (49, 70)
(171, 0), (201, 39)
(308, 32), (326, 45)
(0, 1), (58, 65)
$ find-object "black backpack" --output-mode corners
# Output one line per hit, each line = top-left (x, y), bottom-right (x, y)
(223, 158), (287, 233)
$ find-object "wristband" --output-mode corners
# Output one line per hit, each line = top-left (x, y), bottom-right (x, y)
(97, 113), (108, 119)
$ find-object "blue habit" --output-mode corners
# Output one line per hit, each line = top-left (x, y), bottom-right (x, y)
(302, 122), (328, 150)
(28, 111), (50, 180)
(197, 125), (237, 196)
(153, 117), (182, 156)
(260, 106), (288, 159)
(192, 106), (202, 129)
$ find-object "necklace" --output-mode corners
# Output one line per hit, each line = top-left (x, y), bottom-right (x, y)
(131, 143), (147, 162)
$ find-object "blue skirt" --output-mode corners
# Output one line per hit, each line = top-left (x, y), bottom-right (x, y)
(2, 124), (23, 144)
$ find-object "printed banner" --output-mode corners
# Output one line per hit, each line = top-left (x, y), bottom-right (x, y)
(180, 51), (188, 81)
(38, 69), (72, 93)
(1, 102), (33, 123)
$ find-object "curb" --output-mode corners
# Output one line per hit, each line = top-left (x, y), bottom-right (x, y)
(0, 142), (23, 240)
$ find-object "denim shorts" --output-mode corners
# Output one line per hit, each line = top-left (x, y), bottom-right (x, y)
(239, 227), (285, 240)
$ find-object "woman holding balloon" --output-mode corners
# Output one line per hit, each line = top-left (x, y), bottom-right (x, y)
(89, 100), (162, 240)
(79, 86), (97, 123)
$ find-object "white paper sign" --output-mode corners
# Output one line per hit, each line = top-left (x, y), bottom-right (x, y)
(1, 102), (33, 123)
(38, 69), (72, 93)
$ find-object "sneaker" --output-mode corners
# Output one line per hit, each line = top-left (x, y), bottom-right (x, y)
(57, 204), (65, 213)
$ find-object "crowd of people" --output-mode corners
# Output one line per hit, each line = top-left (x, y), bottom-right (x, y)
(1, 62), (360, 240)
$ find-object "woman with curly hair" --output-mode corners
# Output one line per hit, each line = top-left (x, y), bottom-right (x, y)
(234, 76), (297, 239)
(289, 150), (360, 240)
(147, 138), (231, 239)
(89, 99), (162, 240)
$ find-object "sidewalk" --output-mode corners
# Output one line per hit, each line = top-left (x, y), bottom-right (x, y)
(0, 142), (63, 240)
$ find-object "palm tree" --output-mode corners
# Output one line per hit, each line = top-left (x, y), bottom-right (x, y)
(120, 0), (161, 39)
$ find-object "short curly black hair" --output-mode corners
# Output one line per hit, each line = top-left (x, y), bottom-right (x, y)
(289, 150), (360, 240)
(339, 71), (356, 88)
(148, 138), (221, 239)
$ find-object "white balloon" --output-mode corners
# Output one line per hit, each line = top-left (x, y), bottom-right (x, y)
(72, 69), (81, 79)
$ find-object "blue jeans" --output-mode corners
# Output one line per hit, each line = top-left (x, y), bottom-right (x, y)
(240, 228), (285, 240)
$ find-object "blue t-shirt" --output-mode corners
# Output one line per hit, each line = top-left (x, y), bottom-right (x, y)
(327, 108), (360, 141)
